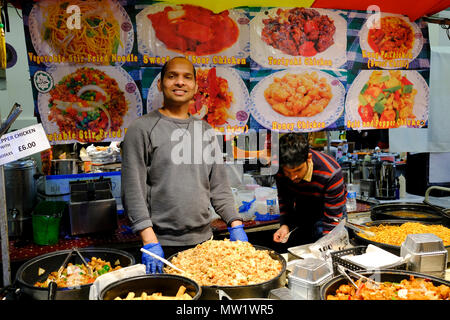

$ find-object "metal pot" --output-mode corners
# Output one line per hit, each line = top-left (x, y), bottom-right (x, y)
(166, 245), (287, 300)
(320, 269), (450, 300)
(370, 202), (444, 224)
(100, 274), (202, 300)
(15, 248), (135, 300)
(351, 219), (450, 256)
(51, 159), (80, 175)
(4, 157), (38, 237)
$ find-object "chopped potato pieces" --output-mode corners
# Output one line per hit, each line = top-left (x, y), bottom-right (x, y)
(114, 285), (193, 300)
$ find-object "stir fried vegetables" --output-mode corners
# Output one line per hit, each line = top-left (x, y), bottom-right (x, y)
(34, 257), (122, 288)
(48, 67), (128, 142)
(327, 276), (450, 300)
(357, 70), (417, 127)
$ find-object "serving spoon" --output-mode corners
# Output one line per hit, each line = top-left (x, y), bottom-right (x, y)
(140, 248), (186, 274)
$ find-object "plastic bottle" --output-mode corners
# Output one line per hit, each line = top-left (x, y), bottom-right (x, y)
(399, 174), (406, 198)
(346, 183), (357, 212)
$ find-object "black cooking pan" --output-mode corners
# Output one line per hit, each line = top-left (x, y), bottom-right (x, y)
(100, 274), (202, 300)
(15, 248), (135, 300)
(166, 245), (286, 300)
(320, 269), (450, 300)
(370, 202), (444, 223)
(351, 219), (450, 256)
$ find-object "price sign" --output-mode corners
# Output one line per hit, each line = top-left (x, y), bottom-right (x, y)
(0, 123), (51, 166)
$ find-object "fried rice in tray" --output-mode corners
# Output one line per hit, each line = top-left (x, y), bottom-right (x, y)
(164, 239), (283, 286)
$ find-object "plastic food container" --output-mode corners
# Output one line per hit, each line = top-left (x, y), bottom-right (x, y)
(288, 258), (332, 300)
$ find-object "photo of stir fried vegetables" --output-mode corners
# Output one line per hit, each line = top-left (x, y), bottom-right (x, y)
(327, 276), (450, 300)
(357, 70), (418, 127)
(34, 257), (122, 288)
(46, 67), (129, 142)
(188, 68), (235, 127)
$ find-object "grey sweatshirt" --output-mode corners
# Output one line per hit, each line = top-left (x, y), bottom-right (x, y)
(121, 110), (240, 246)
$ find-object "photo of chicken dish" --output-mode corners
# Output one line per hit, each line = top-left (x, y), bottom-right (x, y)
(327, 276), (450, 300)
(367, 16), (414, 59)
(346, 70), (429, 129)
(145, 4), (239, 56)
(264, 71), (332, 117)
(261, 7), (336, 57)
(188, 68), (235, 127)
(357, 70), (417, 127)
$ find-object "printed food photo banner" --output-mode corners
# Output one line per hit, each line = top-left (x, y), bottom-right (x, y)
(21, 0), (430, 145)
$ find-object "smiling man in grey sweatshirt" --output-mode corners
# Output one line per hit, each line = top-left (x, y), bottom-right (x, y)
(121, 57), (248, 273)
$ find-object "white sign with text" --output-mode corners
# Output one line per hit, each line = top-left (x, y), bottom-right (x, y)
(0, 123), (50, 166)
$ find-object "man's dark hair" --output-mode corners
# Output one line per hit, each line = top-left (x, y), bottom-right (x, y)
(160, 56), (196, 81)
(279, 133), (310, 168)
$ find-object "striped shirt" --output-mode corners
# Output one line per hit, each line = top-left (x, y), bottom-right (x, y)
(276, 149), (347, 242)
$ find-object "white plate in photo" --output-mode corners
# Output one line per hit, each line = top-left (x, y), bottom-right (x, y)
(345, 70), (429, 129)
(250, 7), (347, 70)
(28, 0), (134, 66)
(250, 68), (345, 133)
(37, 65), (142, 143)
(147, 66), (251, 130)
(136, 3), (250, 64)
(359, 13), (423, 69)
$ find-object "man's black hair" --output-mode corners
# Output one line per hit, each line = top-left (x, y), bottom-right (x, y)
(160, 56), (196, 81)
(279, 133), (310, 168)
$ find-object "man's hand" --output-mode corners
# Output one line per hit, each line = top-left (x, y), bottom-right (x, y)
(273, 225), (290, 243)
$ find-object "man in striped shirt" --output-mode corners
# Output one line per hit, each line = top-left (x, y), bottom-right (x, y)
(273, 133), (347, 246)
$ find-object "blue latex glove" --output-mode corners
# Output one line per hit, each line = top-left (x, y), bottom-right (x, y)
(228, 224), (248, 242)
(142, 242), (165, 274)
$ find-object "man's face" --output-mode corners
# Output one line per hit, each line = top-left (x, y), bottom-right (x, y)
(282, 162), (309, 183)
(157, 58), (197, 107)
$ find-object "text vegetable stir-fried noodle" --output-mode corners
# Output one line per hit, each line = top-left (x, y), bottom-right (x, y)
(34, 257), (122, 288)
(264, 71), (332, 117)
(368, 16), (414, 59)
(327, 276), (450, 300)
(48, 67), (129, 142)
(40, 0), (123, 62)
(357, 222), (450, 246)
(357, 70), (417, 127)
(164, 240), (283, 286)
(188, 68), (235, 127)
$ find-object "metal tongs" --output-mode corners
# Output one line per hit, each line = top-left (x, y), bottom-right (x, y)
(57, 248), (94, 279)
(345, 221), (376, 237)
(337, 265), (380, 290)
(0, 103), (22, 136)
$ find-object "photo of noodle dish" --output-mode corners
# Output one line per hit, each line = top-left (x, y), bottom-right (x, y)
(345, 70), (429, 129)
(164, 240), (283, 286)
(147, 66), (250, 130)
(28, 0), (134, 65)
(250, 69), (345, 133)
(359, 13), (423, 68)
(37, 65), (142, 144)
(136, 3), (249, 62)
(250, 7), (347, 69)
